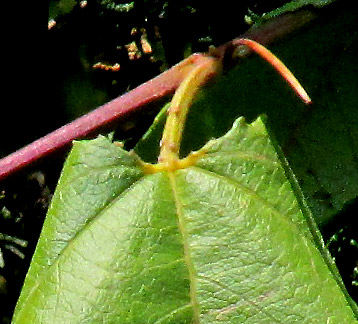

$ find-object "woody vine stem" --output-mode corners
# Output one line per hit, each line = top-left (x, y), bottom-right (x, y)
(0, 10), (315, 180)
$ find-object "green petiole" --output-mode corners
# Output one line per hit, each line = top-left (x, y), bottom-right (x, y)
(143, 39), (311, 174)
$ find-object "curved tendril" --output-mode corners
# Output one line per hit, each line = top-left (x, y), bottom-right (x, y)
(146, 38), (311, 173)
(233, 38), (312, 105)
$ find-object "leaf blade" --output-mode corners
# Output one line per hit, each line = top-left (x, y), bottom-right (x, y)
(14, 118), (358, 323)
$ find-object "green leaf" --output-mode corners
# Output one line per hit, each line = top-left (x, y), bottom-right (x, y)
(13, 117), (357, 323)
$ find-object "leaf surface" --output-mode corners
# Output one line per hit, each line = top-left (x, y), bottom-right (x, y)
(13, 118), (357, 323)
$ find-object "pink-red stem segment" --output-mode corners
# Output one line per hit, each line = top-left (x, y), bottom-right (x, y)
(0, 10), (315, 181)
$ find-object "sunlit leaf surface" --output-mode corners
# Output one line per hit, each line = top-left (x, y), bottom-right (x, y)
(13, 118), (357, 323)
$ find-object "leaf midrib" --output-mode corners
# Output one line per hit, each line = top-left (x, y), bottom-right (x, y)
(166, 165), (301, 324)
(168, 171), (201, 324)
(163, 163), (309, 324)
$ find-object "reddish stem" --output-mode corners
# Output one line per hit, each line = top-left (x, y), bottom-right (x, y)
(0, 56), (201, 180)
(0, 10), (315, 181)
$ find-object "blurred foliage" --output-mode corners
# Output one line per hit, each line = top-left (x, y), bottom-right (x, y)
(0, 172), (55, 324)
(254, 0), (337, 23)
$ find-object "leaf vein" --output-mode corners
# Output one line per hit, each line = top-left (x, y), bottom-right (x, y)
(168, 172), (200, 323)
(152, 303), (192, 324)
(201, 150), (278, 165)
(16, 174), (146, 315)
(190, 166), (284, 219)
(197, 275), (284, 323)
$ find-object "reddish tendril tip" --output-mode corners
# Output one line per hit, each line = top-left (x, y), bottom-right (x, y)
(234, 38), (312, 105)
